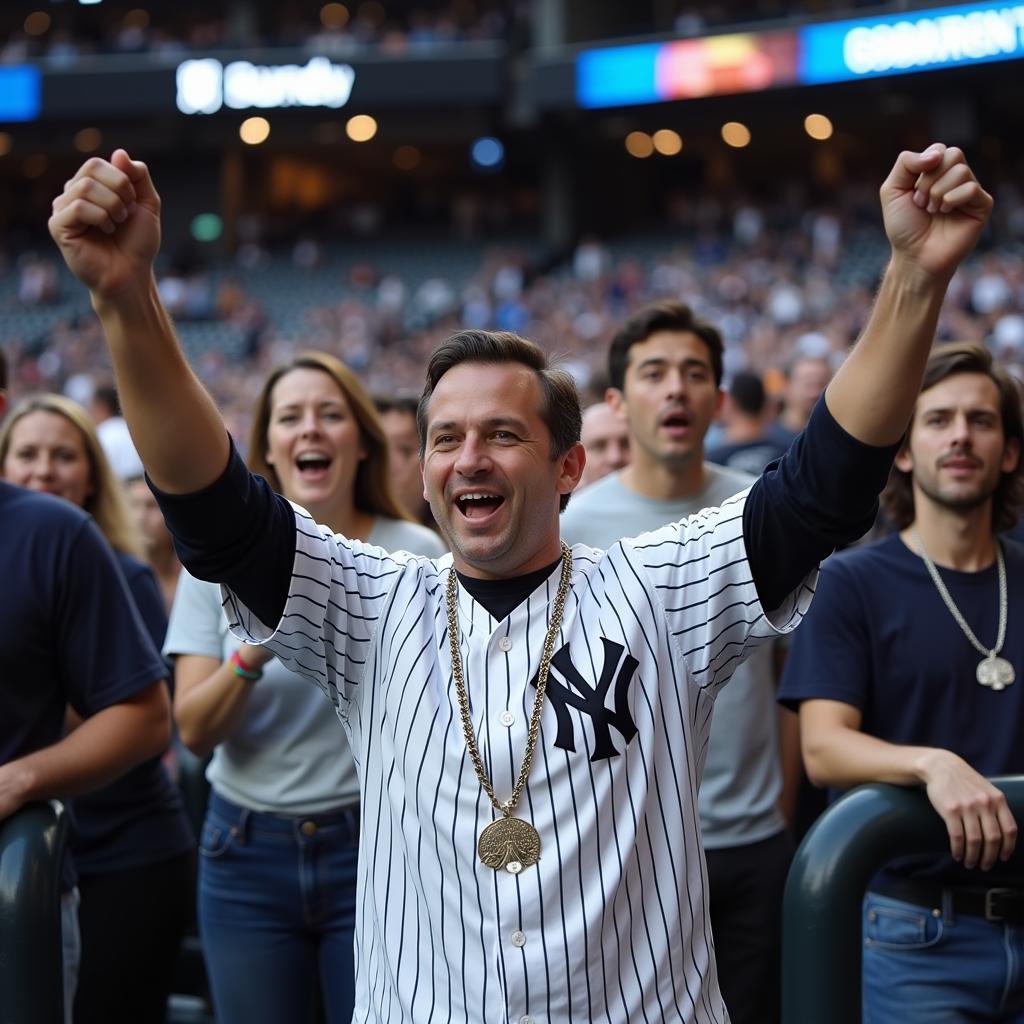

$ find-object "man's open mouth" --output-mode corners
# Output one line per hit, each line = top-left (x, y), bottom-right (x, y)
(456, 492), (505, 519)
(661, 411), (691, 431)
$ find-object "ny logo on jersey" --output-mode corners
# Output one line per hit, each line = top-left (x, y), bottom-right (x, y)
(531, 637), (639, 761)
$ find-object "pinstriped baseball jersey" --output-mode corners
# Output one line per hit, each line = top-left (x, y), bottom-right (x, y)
(224, 486), (814, 1024)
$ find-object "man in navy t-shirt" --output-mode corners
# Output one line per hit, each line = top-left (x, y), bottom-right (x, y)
(0, 354), (172, 1020)
(780, 343), (1024, 1022)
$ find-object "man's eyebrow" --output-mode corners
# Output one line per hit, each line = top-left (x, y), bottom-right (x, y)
(427, 419), (458, 436)
(634, 355), (711, 371)
(920, 403), (998, 416)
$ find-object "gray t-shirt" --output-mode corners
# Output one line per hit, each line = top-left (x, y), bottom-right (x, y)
(561, 465), (785, 848)
(164, 516), (446, 814)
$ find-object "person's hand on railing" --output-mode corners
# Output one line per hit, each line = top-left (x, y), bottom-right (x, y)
(919, 748), (1019, 870)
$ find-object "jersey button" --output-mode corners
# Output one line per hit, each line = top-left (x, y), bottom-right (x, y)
(511, 930), (527, 948)
(301, 821), (317, 837)
(499, 710), (515, 727)
(519, 1016), (535, 1024)
(498, 636), (513, 652)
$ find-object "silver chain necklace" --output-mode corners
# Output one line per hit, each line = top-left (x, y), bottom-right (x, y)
(911, 527), (1014, 690)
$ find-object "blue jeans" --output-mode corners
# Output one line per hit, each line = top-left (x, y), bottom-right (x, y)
(863, 890), (1024, 1023)
(198, 791), (359, 1024)
(61, 887), (80, 1024)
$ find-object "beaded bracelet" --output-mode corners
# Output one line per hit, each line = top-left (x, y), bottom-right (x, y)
(230, 649), (262, 682)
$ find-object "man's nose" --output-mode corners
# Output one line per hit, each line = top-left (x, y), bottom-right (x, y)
(454, 436), (491, 475)
(950, 414), (973, 445)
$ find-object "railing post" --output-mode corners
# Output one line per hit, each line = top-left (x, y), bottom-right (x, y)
(0, 800), (69, 1024)
(782, 777), (1024, 1024)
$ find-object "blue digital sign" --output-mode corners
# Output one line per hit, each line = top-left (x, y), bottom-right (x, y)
(576, 1), (1024, 109)
(577, 44), (663, 108)
(800, 1), (1024, 84)
(0, 65), (42, 122)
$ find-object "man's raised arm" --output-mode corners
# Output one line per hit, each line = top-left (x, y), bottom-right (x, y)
(49, 149), (228, 494)
(825, 144), (993, 445)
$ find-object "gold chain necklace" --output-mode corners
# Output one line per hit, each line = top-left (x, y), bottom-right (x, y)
(445, 541), (572, 873)
(911, 528), (1014, 691)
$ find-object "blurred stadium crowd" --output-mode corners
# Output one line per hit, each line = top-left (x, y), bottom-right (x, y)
(0, 0), (916, 63)
(3, 175), (1023, 459)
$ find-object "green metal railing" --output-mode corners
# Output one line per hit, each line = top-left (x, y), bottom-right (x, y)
(782, 777), (1024, 1024)
(0, 800), (69, 1024)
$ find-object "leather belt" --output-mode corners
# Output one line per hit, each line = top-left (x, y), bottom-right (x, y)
(871, 877), (1024, 924)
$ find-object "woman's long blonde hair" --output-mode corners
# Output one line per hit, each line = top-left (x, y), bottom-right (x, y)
(0, 392), (143, 556)
(248, 351), (412, 522)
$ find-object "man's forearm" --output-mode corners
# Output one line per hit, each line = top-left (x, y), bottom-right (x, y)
(825, 256), (947, 448)
(803, 719), (935, 790)
(0, 683), (170, 820)
(93, 278), (230, 494)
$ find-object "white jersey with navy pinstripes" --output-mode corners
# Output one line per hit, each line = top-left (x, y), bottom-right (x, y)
(224, 486), (814, 1024)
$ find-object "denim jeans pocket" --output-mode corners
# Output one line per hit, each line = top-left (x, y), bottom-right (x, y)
(864, 898), (944, 952)
(199, 813), (240, 860)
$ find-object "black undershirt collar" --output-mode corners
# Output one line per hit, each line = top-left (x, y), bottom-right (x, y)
(455, 556), (563, 621)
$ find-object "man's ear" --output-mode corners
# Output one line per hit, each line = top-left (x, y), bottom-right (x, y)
(605, 388), (626, 419)
(557, 441), (586, 499)
(1002, 436), (1021, 475)
(893, 444), (913, 474)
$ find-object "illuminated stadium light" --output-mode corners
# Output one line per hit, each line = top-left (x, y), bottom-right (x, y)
(393, 145), (421, 170)
(78, 0), (103, 5)
(625, 131), (654, 158)
(74, 128), (102, 153)
(652, 129), (683, 155)
(721, 122), (751, 147)
(470, 136), (504, 170)
(191, 214), (223, 243)
(24, 12), (51, 35)
(239, 117), (271, 144)
(176, 58), (355, 115)
(321, 3), (349, 28)
(0, 134), (11, 157)
(804, 113), (834, 140)
(346, 114), (378, 142)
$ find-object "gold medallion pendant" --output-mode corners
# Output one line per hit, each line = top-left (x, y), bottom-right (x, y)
(478, 817), (541, 874)
(446, 542), (574, 874)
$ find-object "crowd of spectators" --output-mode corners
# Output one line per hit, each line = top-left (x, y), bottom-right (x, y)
(674, 0), (925, 36)
(0, 1), (513, 67)
(1, 0), (939, 67)
(3, 176), (1023, 461)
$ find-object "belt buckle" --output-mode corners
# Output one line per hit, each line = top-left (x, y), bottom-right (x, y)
(983, 888), (1017, 922)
